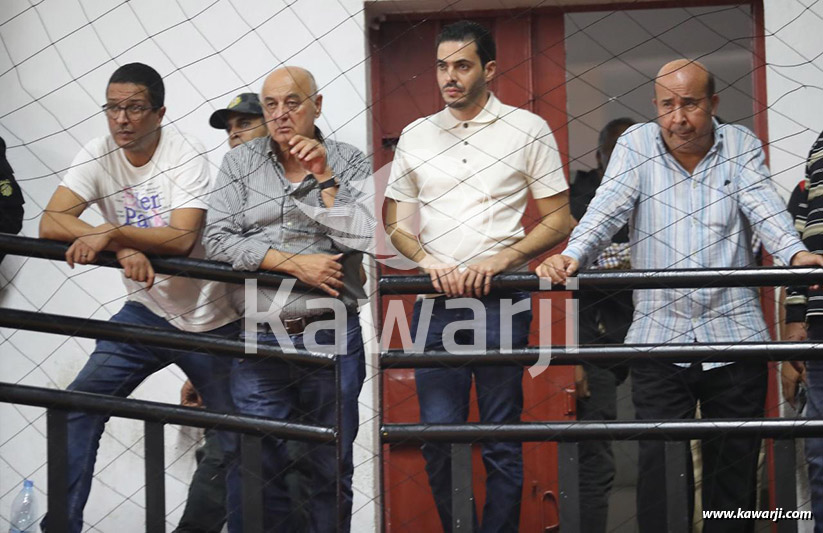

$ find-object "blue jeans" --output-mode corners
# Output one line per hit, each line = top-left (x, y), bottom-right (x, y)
(42, 301), (238, 533)
(412, 293), (531, 533)
(226, 313), (365, 533)
(805, 360), (823, 533)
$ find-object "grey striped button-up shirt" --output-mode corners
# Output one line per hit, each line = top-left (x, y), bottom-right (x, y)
(204, 133), (373, 319)
(564, 121), (805, 368)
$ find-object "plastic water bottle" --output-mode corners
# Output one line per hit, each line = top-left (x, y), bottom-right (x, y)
(8, 479), (37, 533)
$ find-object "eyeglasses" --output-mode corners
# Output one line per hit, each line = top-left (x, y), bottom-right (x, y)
(101, 103), (157, 119)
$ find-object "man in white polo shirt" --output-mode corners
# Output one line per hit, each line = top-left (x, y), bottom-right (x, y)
(39, 63), (238, 533)
(384, 20), (570, 532)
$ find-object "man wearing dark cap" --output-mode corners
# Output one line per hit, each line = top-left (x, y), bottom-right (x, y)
(174, 90), (271, 533)
(209, 92), (267, 149)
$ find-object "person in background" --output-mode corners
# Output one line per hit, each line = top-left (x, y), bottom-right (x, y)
(570, 117), (635, 533)
(173, 91), (270, 533)
(783, 130), (823, 533)
(0, 136), (25, 265)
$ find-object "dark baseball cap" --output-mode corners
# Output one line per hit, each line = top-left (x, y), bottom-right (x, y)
(209, 92), (263, 129)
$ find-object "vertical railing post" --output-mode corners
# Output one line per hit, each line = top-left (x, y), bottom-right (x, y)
(774, 438), (799, 533)
(47, 409), (69, 533)
(665, 441), (690, 533)
(558, 441), (580, 533)
(144, 421), (165, 533)
(241, 433), (264, 533)
(451, 443), (473, 530)
(335, 353), (344, 532)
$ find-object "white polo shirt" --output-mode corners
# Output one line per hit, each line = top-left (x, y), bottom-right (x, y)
(385, 93), (567, 267)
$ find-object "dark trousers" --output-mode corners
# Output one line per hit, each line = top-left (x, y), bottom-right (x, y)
(631, 360), (767, 533)
(412, 293), (532, 533)
(576, 290), (631, 533)
(175, 431), (228, 533)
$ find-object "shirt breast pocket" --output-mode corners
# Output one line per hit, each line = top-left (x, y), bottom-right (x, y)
(703, 182), (737, 234)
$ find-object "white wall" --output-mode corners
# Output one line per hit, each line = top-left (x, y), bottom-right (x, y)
(2, 0), (822, 531)
(0, 0), (377, 531)
(764, 0), (823, 198)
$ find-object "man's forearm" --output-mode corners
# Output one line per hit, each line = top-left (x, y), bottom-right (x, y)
(495, 206), (571, 270)
(388, 225), (427, 264)
(110, 225), (199, 256)
(39, 212), (95, 242)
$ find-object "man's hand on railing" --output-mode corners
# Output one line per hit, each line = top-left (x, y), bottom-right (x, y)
(116, 247), (155, 289)
(535, 254), (579, 285)
(419, 256), (461, 297)
(459, 255), (510, 298)
(65, 223), (114, 267)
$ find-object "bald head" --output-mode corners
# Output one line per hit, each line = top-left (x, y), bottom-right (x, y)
(653, 59), (719, 170)
(261, 65), (323, 149)
(263, 66), (318, 100)
(656, 59), (715, 99)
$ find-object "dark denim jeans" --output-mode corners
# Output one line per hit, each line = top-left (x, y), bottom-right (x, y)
(226, 313), (365, 533)
(42, 301), (238, 533)
(411, 292), (531, 533)
(804, 361), (823, 533)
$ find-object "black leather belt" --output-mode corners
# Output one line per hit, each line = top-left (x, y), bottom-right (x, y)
(258, 313), (337, 336)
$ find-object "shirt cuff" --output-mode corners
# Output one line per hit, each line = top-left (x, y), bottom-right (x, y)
(563, 245), (584, 266)
(781, 241), (808, 266)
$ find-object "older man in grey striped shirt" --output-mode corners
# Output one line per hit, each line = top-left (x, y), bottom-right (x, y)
(539, 59), (823, 532)
(204, 66), (372, 533)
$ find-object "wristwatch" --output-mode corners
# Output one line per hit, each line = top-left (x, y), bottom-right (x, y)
(318, 176), (339, 190)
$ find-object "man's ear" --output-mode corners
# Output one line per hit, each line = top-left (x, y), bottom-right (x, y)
(314, 94), (323, 117)
(709, 93), (719, 116)
(156, 106), (166, 122)
(484, 60), (496, 83)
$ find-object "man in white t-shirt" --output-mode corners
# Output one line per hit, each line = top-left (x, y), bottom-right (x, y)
(384, 21), (570, 532)
(38, 63), (239, 533)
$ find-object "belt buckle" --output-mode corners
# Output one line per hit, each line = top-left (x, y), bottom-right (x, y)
(283, 317), (308, 335)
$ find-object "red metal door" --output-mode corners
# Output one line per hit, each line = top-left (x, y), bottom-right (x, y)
(370, 12), (574, 532)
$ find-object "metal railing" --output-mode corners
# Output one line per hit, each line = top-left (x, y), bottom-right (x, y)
(0, 234), (342, 533)
(2, 233), (822, 532)
(377, 266), (823, 533)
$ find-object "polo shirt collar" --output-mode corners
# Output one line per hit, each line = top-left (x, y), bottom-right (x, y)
(435, 92), (502, 130)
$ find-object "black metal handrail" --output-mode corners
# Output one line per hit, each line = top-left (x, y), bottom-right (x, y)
(5, 233), (823, 293)
(0, 308), (334, 367)
(0, 383), (335, 442)
(0, 233), (310, 289)
(378, 267), (823, 293)
(381, 419), (823, 443)
(380, 342), (823, 367)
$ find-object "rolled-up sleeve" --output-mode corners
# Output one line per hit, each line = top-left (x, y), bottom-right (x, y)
(204, 154), (271, 271)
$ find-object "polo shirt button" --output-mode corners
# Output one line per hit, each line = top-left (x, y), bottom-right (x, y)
(464, 141), (469, 145)
(462, 159), (467, 164)
(463, 123), (468, 128)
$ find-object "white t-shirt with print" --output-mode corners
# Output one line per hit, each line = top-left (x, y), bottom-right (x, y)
(61, 128), (237, 332)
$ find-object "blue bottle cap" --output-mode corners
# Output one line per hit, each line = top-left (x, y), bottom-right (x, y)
(23, 479), (33, 488)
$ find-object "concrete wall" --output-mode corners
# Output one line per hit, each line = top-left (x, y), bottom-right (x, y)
(1, 0), (822, 531)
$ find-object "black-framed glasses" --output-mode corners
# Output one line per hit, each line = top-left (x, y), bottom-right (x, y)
(101, 103), (157, 119)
